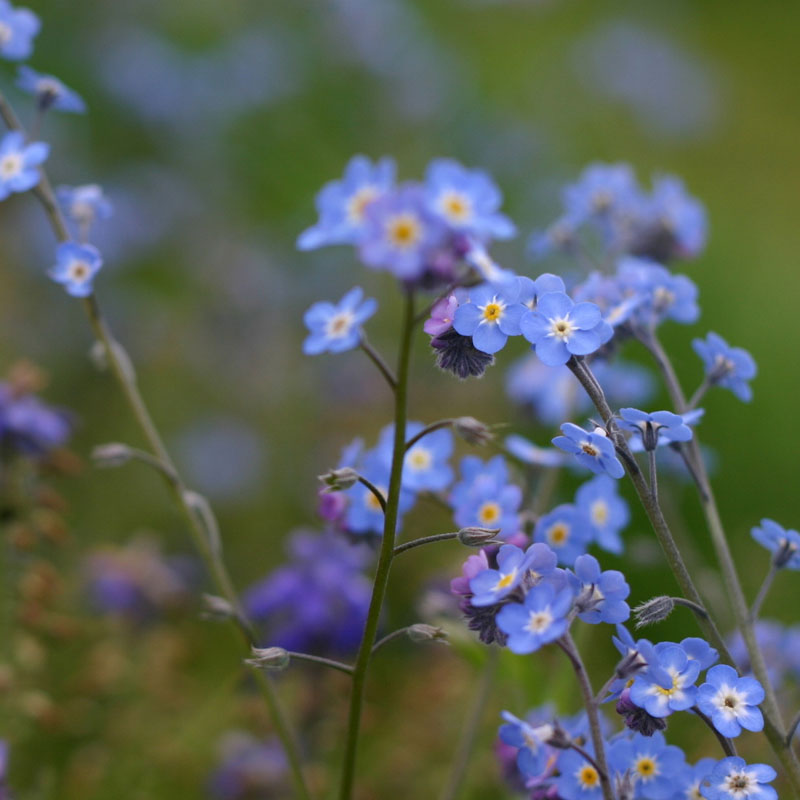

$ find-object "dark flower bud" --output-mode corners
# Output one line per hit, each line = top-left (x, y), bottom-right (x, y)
(430, 328), (494, 379)
(318, 467), (359, 492)
(453, 416), (494, 446)
(773, 538), (799, 569)
(245, 647), (290, 671)
(457, 527), (501, 547)
(633, 596), (675, 628)
(545, 722), (572, 750)
(616, 687), (667, 736)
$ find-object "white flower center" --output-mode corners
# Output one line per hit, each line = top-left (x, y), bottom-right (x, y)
(385, 213), (422, 250)
(0, 153), (22, 179)
(35, 77), (62, 98)
(712, 685), (746, 717)
(525, 607), (553, 634)
(0, 22), (12, 46)
(346, 185), (378, 224)
(407, 447), (432, 472)
(549, 316), (574, 341)
(68, 260), (91, 283)
(723, 771), (753, 797)
(590, 500), (609, 526)
(438, 190), (472, 223)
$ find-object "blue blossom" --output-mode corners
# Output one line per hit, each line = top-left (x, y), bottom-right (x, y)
(552, 423), (625, 479)
(617, 257), (699, 327)
(561, 162), (642, 225)
(0, 379), (71, 456)
(504, 434), (566, 468)
(0, 0), (39, 61)
(644, 174), (707, 261)
(693, 332), (757, 403)
(424, 158), (515, 240)
(48, 242), (103, 297)
(0, 130), (48, 200)
(607, 731), (688, 800)
(678, 758), (717, 800)
(452, 282), (526, 355)
(16, 66), (86, 112)
(699, 757), (776, 800)
(57, 184), (113, 230)
(520, 292), (608, 366)
(574, 475), (630, 555)
(302, 286), (377, 355)
(496, 582), (573, 654)
(395, 421), (453, 492)
(533, 504), (593, 566)
(696, 664), (764, 738)
(680, 637), (719, 671)
(557, 746), (603, 800)
(629, 642), (701, 717)
(619, 407), (693, 451)
(358, 183), (446, 280)
(451, 455), (522, 538)
(569, 554), (630, 624)
(469, 543), (557, 607)
(297, 155), (395, 249)
(528, 215), (579, 259)
(751, 519), (800, 569)
(515, 273), (566, 311)
(498, 711), (557, 781)
(608, 625), (657, 698)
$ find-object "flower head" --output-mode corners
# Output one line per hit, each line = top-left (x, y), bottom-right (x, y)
(533, 504), (593, 566)
(453, 282), (527, 355)
(0, 0), (39, 61)
(0, 130), (48, 200)
(692, 333), (756, 402)
(751, 518), (800, 569)
(699, 757), (777, 800)
(57, 184), (113, 230)
(552, 423), (625, 479)
(569, 554), (630, 624)
(17, 65), (85, 112)
(696, 664), (764, 738)
(499, 711), (558, 783)
(209, 733), (287, 800)
(469, 542), (557, 607)
(393, 421), (453, 492)
(608, 731), (688, 800)
(557, 746), (603, 800)
(496, 582), (574, 654)
(297, 155), (395, 250)
(574, 475), (630, 555)
(619, 407), (693, 451)
(629, 642), (701, 718)
(48, 241), (103, 297)
(302, 286), (377, 355)
(520, 292), (609, 366)
(617, 257), (699, 327)
(423, 294), (459, 337)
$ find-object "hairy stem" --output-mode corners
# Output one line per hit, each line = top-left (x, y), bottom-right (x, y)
(393, 531), (459, 556)
(339, 288), (415, 799)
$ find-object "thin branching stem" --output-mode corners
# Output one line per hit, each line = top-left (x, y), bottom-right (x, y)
(288, 652), (354, 676)
(750, 563), (778, 622)
(692, 706), (737, 757)
(393, 531), (459, 556)
(404, 419), (454, 451)
(359, 336), (397, 390)
(357, 475), (387, 513)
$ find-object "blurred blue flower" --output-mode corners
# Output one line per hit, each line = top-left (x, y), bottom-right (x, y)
(504, 434), (565, 468)
(552, 423), (624, 479)
(17, 66), (86, 112)
(751, 519), (800, 570)
(693, 332), (757, 402)
(574, 475), (629, 555)
(497, 582), (573, 654)
(48, 241), (103, 297)
(533, 503), (593, 566)
(243, 530), (372, 654)
(302, 286), (378, 355)
(681, 636), (719, 671)
(470, 542), (557, 607)
(617, 257), (699, 327)
(561, 162), (642, 225)
(395, 421), (453, 492)
(696, 664), (764, 738)
(453, 283), (526, 355)
(0, 0), (39, 61)
(57, 184), (113, 232)
(209, 732), (287, 800)
(0, 380), (71, 456)
(424, 157), (515, 240)
(297, 155), (395, 250)
(498, 711), (557, 783)
(0, 130), (48, 200)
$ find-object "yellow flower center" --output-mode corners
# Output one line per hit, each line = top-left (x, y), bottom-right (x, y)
(478, 501), (501, 525)
(578, 766), (599, 787)
(590, 500), (609, 526)
(550, 317), (574, 341)
(525, 609), (553, 633)
(494, 570), (516, 591)
(581, 442), (599, 457)
(346, 186), (378, 223)
(636, 756), (658, 779)
(325, 311), (354, 339)
(386, 213), (421, 249)
(547, 523), (569, 546)
(481, 301), (503, 323)
(439, 190), (472, 223)
(407, 448), (432, 471)
(0, 153), (22, 179)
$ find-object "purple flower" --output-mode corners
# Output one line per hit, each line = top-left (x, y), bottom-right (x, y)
(209, 733), (287, 800)
(423, 294), (459, 337)
(0, 381), (71, 456)
(552, 423), (625, 479)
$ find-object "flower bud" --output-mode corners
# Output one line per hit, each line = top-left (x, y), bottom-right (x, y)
(773, 538), (799, 569)
(457, 527), (501, 547)
(201, 593), (235, 621)
(406, 624), (448, 644)
(91, 442), (134, 468)
(245, 646), (290, 671)
(318, 467), (359, 492)
(453, 416), (493, 446)
(633, 596), (675, 628)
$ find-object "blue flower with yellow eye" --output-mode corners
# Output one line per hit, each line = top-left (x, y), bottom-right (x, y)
(574, 475), (630, 555)
(302, 287), (377, 355)
(557, 746), (603, 800)
(533, 504), (593, 566)
(424, 158), (515, 240)
(297, 155), (395, 250)
(608, 732), (687, 800)
(453, 283), (527, 354)
(630, 642), (701, 718)
(379, 421), (453, 493)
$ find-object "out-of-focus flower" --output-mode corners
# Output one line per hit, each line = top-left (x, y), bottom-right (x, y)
(48, 241), (103, 297)
(16, 66), (85, 112)
(574, 475), (629, 555)
(209, 732), (287, 800)
(0, 0), (39, 61)
(750, 519), (800, 570)
(533, 504), (592, 566)
(302, 287), (377, 355)
(0, 130), (48, 200)
(0, 375), (71, 458)
(57, 184), (113, 232)
(692, 332), (757, 403)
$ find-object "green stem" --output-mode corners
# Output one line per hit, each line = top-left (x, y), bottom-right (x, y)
(287, 652), (354, 676)
(438, 650), (498, 800)
(637, 330), (800, 792)
(393, 531), (459, 556)
(751, 564), (778, 622)
(0, 89), (314, 800)
(338, 288), (415, 800)
(359, 337), (397, 391)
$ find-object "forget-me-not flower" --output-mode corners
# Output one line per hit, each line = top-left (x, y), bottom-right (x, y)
(552, 423), (625, 479)
(453, 282), (527, 355)
(48, 242), (103, 297)
(496, 582), (574, 654)
(393, 421), (453, 492)
(469, 543), (557, 607)
(696, 664), (764, 738)
(751, 518), (800, 569)
(0, 0), (39, 61)
(557, 746), (603, 800)
(617, 257), (699, 327)
(17, 66), (86, 112)
(57, 184), (113, 230)
(574, 474), (630, 555)
(619, 407), (693, 451)
(699, 757), (777, 800)
(569, 553), (630, 624)
(498, 711), (556, 781)
(608, 731), (687, 800)
(629, 642), (701, 717)
(533, 504), (593, 566)
(302, 287), (377, 355)
(693, 332), (757, 403)
(0, 130), (48, 200)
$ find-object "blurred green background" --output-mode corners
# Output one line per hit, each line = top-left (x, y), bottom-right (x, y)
(0, 0), (798, 797)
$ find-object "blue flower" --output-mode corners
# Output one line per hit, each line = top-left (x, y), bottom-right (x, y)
(608, 731), (688, 800)
(57, 184), (113, 230)
(646, 174), (707, 261)
(209, 733), (287, 800)
(498, 711), (556, 780)
(0, 1), (39, 61)
(617, 257), (699, 327)
(358, 183), (446, 280)
(0, 130), (48, 200)
(533, 504), (593, 566)
(496, 582), (573, 654)
(562, 162), (642, 224)
(0, 380), (71, 456)
(557, 746), (603, 800)
(574, 475), (630, 555)
(619, 407), (693, 451)
(451, 456), (522, 539)
(751, 518), (800, 570)
(302, 287), (377, 355)
(469, 543), (557, 607)
(569, 554), (630, 624)
(552, 423), (625, 479)
(515, 273), (566, 310)
(394, 421), (453, 492)
(629, 642), (701, 717)
(16, 66), (86, 112)
(693, 332), (757, 403)
(48, 242), (103, 297)
(528, 215), (579, 259)
(520, 292), (608, 366)
(678, 758), (717, 800)
(297, 155), (395, 250)
(452, 283), (527, 355)
(680, 637), (719, 671)
(696, 664), (764, 738)
(699, 757), (777, 800)
(424, 158), (515, 240)
(504, 434), (566, 468)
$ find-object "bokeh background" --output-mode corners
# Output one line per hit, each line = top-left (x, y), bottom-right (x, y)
(0, 0), (798, 797)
